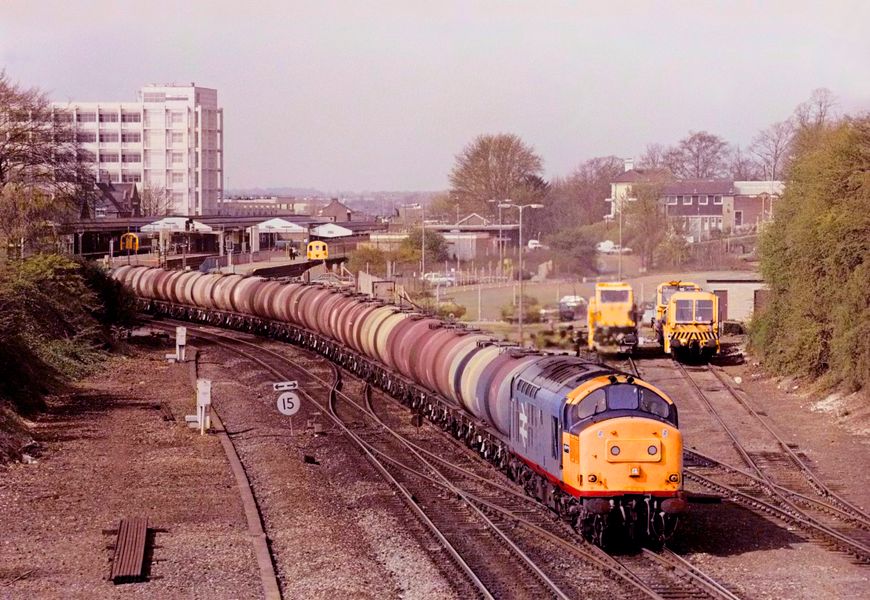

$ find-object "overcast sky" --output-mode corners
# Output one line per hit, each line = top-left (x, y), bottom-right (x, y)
(2, 1), (868, 191)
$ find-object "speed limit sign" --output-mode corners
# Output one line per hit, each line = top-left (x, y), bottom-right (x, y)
(276, 391), (300, 417)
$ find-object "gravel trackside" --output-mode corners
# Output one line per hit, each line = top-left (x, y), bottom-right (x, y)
(0, 346), (261, 599)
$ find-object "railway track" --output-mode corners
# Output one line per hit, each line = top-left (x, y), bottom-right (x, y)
(150, 318), (741, 599)
(634, 356), (870, 563)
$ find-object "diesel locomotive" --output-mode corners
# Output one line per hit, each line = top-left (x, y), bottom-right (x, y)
(112, 265), (687, 546)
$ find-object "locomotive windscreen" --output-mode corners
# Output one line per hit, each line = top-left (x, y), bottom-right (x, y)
(566, 383), (674, 432)
(600, 290), (629, 303)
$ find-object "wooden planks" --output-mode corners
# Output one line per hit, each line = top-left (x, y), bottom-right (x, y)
(110, 517), (149, 584)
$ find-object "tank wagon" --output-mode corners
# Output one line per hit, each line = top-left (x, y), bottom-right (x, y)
(586, 282), (639, 354)
(113, 265), (687, 545)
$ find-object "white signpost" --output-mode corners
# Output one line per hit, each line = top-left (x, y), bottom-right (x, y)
(275, 382), (301, 433)
(166, 326), (187, 362)
(185, 378), (212, 435)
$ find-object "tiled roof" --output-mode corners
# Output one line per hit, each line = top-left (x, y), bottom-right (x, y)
(662, 180), (735, 195)
(611, 168), (672, 183)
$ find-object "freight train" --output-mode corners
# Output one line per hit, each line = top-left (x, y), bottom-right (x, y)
(112, 266), (687, 546)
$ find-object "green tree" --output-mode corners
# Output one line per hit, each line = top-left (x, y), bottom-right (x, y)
(545, 226), (597, 276)
(449, 133), (545, 217)
(622, 182), (668, 270)
(401, 227), (449, 264)
(346, 245), (388, 277)
(751, 115), (870, 390)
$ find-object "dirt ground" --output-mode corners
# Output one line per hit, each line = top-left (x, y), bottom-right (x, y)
(0, 343), (261, 598)
(634, 336), (870, 600)
(0, 335), (458, 599)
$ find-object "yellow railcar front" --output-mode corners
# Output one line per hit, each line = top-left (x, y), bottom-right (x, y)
(587, 282), (638, 353)
(663, 290), (720, 359)
(306, 240), (329, 260)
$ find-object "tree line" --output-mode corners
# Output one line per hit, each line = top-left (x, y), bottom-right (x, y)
(751, 113), (869, 391)
(426, 88), (838, 276)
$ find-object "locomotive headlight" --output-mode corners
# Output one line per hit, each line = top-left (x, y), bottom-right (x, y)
(610, 445), (621, 456)
(588, 474), (598, 483)
(647, 445), (658, 456)
(668, 473), (680, 483)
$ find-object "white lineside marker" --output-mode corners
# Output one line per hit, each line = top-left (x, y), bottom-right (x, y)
(276, 390), (301, 435)
(185, 378), (212, 435)
(166, 325), (187, 362)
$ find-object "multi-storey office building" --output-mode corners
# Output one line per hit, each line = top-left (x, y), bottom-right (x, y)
(52, 83), (223, 215)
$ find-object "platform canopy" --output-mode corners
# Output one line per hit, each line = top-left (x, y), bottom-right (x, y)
(310, 223), (353, 238)
(140, 217), (213, 232)
(256, 217), (306, 233)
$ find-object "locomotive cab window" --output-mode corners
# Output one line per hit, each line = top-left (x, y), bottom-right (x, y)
(675, 299), (694, 322)
(565, 384), (674, 431)
(695, 299), (714, 322)
(600, 290), (629, 303)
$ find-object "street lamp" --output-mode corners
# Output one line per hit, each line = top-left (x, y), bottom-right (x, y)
(488, 198), (510, 279)
(498, 202), (543, 346)
(401, 202), (425, 289)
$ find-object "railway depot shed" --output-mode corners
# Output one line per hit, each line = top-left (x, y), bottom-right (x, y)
(705, 277), (768, 323)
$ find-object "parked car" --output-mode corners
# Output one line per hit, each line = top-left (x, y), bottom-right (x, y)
(527, 239), (545, 250)
(422, 272), (456, 286)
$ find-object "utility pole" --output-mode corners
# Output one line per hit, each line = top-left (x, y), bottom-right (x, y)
(499, 202), (543, 346)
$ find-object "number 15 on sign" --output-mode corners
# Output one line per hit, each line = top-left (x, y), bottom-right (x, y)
(277, 391), (300, 417)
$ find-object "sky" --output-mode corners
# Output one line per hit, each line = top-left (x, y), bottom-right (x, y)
(1, 1), (868, 191)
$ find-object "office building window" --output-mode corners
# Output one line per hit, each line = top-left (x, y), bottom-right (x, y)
(122, 153), (141, 163)
(99, 153), (119, 162)
(99, 112), (118, 123)
(99, 132), (119, 143)
(171, 111), (184, 124)
(121, 132), (141, 143)
(77, 112), (97, 122)
(54, 112), (73, 123)
(171, 171), (184, 184)
(172, 192), (184, 203)
(682, 195), (692, 205)
(121, 112), (141, 123)
(699, 195), (709, 205)
(171, 152), (183, 164)
(666, 195), (677, 205)
(143, 92), (165, 103)
(713, 195), (723, 205)
(122, 173), (142, 183)
(171, 131), (184, 144)
(76, 132), (97, 143)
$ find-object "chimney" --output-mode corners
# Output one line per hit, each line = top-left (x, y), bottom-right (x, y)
(624, 158), (634, 172)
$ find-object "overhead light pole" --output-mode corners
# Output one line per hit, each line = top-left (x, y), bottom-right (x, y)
(499, 202), (543, 346)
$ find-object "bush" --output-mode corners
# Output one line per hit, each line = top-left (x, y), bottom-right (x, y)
(0, 255), (134, 414)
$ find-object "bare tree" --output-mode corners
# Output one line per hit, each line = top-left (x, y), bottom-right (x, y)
(449, 133), (544, 216)
(750, 120), (794, 180)
(637, 143), (668, 170)
(139, 184), (173, 217)
(668, 131), (731, 179)
(0, 71), (94, 256)
(794, 88), (837, 129)
(729, 145), (763, 180)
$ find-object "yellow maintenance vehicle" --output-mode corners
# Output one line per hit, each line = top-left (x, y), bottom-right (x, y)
(587, 282), (638, 354)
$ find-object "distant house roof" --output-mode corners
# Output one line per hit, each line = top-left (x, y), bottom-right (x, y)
(611, 168), (673, 184)
(662, 180), (735, 195)
(85, 181), (140, 219)
(456, 212), (491, 226)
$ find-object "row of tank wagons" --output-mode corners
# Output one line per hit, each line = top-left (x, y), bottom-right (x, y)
(112, 265), (687, 543)
(586, 282), (640, 354)
(653, 281), (720, 359)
